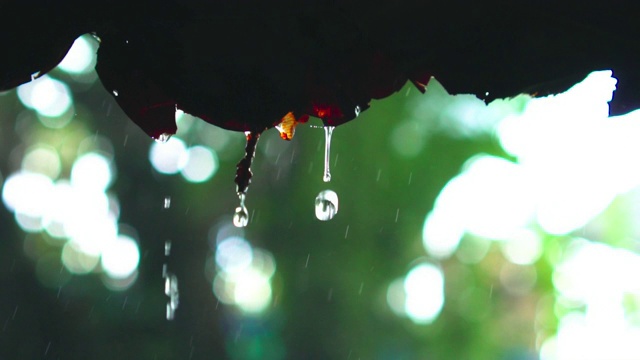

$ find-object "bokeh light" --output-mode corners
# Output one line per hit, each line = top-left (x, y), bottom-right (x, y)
(22, 146), (61, 179)
(149, 136), (188, 174)
(215, 236), (253, 274)
(180, 145), (218, 183)
(17, 75), (73, 118)
(404, 263), (445, 324)
(386, 263), (445, 324)
(71, 152), (113, 192)
(100, 235), (141, 279)
(212, 231), (276, 314)
(57, 35), (97, 74)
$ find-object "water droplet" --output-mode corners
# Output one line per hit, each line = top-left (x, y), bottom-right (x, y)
(164, 272), (179, 320)
(322, 126), (335, 183)
(233, 205), (249, 227)
(155, 133), (172, 143)
(112, 90), (119, 96)
(355, 106), (361, 117)
(164, 241), (171, 256)
(163, 196), (171, 209)
(315, 190), (339, 221)
(30, 71), (40, 81)
(233, 193), (249, 228)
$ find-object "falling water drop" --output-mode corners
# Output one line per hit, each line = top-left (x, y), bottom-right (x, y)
(315, 190), (339, 221)
(164, 273), (179, 320)
(163, 196), (171, 209)
(355, 105), (361, 117)
(155, 133), (172, 143)
(322, 126), (335, 182)
(112, 90), (119, 97)
(233, 193), (249, 228)
(164, 240), (172, 256)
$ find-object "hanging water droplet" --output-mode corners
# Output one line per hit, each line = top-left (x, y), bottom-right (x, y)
(315, 190), (339, 221)
(233, 205), (249, 227)
(163, 196), (171, 209)
(30, 71), (40, 81)
(233, 193), (249, 228)
(322, 126), (335, 183)
(155, 133), (172, 143)
(355, 105), (361, 117)
(112, 90), (119, 97)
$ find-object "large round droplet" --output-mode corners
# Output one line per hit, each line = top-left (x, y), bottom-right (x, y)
(315, 190), (339, 221)
(233, 205), (249, 227)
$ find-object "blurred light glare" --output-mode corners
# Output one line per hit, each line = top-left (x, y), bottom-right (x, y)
(100, 235), (140, 279)
(180, 145), (218, 183)
(422, 210), (464, 258)
(212, 238), (276, 314)
(102, 271), (138, 291)
(213, 273), (236, 305)
(69, 215), (118, 256)
(499, 263), (537, 296)
(403, 263), (445, 324)
(57, 35), (96, 74)
(216, 237), (253, 274)
(2, 171), (54, 217)
(22, 146), (61, 179)
(493, 70), (640, 235)
(544, 239), (640, 360)
(501, 229), (543, 265)
(457, 155), (536, 239)
(15, 212), (45, 233)
(17, 75), (72, 117)
(455, 235), (491, 264)
(250, 249), (276, 278)
(553, 240), (640, 303)
(386, 278), (407, 316)
(149, 137), (188, 174)
(61, 241), (100, 274)
(233, 268), (273, 313)
(71, 152), (113, 192)
(390, 121), (425, 158)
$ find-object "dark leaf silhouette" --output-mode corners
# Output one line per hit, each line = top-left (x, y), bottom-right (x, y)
(1, 1), (639, 138)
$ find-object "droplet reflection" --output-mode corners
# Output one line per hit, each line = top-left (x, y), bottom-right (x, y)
(233, 193), (249, 228)
(315, 190), (339, 221)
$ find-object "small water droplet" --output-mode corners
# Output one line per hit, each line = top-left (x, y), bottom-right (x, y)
(164, 273), (179, 320)
(164, 241), (171, 256)
(233, 193), (249, 228)
(91, 33), (102, 43)
(322, 126), (335, 183)
(315, 190), (338, 221)
(163, 196), (171, 209)
(30, 71), (40, 81)
(355, 105), (361, 117)
(155, 133), (172, 143)
(112, 90), (119, 96)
